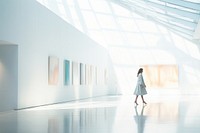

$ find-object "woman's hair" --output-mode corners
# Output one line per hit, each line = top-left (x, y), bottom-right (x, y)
(137, 68), (143, 77)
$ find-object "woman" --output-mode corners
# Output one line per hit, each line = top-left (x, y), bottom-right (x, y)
(134, 68), (147, 105)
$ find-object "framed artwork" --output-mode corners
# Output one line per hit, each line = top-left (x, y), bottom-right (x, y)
(72, 62), (79, 85)
(96, 67), (100, 85)
(80, 63), (85, 85)
(85, 64), (90, 85)
(64, 60), (70, 85)
(104, 68), (108, 85)
(142, 65), (178, 88)
(48, 56), (59, 85)
(89, 65), (93, 85)
(94, 66), (97, 85)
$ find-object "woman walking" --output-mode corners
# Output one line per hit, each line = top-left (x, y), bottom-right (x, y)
(134, 68), (147, 105)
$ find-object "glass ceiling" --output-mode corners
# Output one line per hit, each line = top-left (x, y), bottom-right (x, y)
(37, 0), (200, 45)
(111, 0), (200, 42)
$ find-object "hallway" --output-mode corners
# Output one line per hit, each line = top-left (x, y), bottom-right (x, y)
(0, 92), (200, 133)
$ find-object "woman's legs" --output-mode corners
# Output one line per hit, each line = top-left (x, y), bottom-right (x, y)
(135, 95), (147, 105)
(134, 95), (139, 105)
(141, 95), (147, 104)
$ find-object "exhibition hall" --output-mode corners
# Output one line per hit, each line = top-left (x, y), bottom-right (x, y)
(0, 0), (200, 132)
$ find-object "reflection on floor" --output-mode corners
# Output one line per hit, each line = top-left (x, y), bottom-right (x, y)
(0, 93), (200, 133)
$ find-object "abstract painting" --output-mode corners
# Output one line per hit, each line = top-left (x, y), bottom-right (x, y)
(142, 65), (178, 88)
(72, 62), (79, 85)
(64, 60), (70, 85)
(89, 65), (93, 85)
(85, 64), (90, 85)
(104, 68), (108, 85)
(48, 56), (59, 85)
(80, 63), (85, 85)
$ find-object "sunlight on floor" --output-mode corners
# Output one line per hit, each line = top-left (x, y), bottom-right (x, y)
(1, 91), (200, 133)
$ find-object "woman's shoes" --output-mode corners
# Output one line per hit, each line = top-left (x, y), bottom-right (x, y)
(135, 101), (147, 105)
(143, 101), (147, 105)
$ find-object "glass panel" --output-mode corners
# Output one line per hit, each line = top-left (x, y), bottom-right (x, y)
(125, 33), (145, 46)
(57, 3), (67, 16)
(89, 30), (106, 47)
(111, 3), (132, 17)
(166, 3), (198, 13)
(143, 34), (161, 46)
(103, 31), (124, 45)
(132, 12), (144, 19)
(117, 17), (139, 32)
(185, 40), (200, 60)
(89, 0), (111, 13)
(77, 0), (91, 10)
(96, 14), (117, 29)
(184, 0), (200, 4)
(149, 0), (165, 5)
(66, 0), (75, 6)
(82, 11), (100, 29)
(114, 0), (200, 41)
(136, 20), (159, 33)
(74, 20), (83, 32)
(69, 7), (79, 20)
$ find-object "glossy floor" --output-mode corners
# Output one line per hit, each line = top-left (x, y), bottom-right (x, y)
(0, 93), (200, 133)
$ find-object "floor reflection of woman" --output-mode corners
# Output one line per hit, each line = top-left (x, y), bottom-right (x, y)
(134, 105), (146, 133)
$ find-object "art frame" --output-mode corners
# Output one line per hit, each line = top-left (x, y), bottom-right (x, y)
(72, 61), (79, 85)
(142, 65), (179, 88)
(48, 56), (59, 85)
(85, 64), (90, 85)
(64, 60), (70, 85)
(80, 63), (85, 85)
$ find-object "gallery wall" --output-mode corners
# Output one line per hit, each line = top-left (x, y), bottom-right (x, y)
(0, 0), (117, 110)
(0, 44), (18, 112)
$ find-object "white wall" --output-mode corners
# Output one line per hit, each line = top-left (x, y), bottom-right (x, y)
(0, 0), (117, 109)
(0, 44), (18, 111)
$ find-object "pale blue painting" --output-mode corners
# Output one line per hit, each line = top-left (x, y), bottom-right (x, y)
(64, 60), (70, 85)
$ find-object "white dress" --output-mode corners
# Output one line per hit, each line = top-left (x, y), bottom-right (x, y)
(134, 73), (147, 95)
